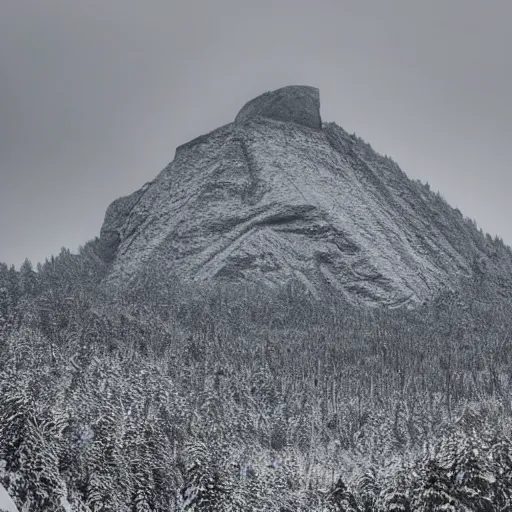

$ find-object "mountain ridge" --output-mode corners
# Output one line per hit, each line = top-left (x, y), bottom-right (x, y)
(99, 85), (512, 306)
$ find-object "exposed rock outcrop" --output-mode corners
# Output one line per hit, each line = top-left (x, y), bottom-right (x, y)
(99, 183), (151, 262)
(235, 85), (322, 130)
(98, 85), (512, 306)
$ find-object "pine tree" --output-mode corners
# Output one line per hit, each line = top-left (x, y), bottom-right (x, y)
(449, 434), (495, 511)
(376, 471), (411, 512)
(325, 476), (361, 511)
(18, 259), (37, 297)
(181, 441), (231, 511)
(0, 264), (19, 330)
(356, 468), (379, 511)
(410, 459), (459, 511)
(181, 461), (229, 511)
(6, 266), (19, 306)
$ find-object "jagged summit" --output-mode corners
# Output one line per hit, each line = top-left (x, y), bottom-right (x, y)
(98, 86), (512, 306)
(235, 85), (322, 130)
(173, 85), (321, 157)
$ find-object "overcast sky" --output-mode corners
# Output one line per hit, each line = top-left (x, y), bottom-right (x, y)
(1, 1), (510, 268)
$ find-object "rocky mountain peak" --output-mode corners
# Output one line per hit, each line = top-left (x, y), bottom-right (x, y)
(98, 86), (512, 307)
(235, 85), (322, 130)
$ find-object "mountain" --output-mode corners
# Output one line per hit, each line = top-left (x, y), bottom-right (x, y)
(99, 85), (512, 306)
(4, 87), (512, 512)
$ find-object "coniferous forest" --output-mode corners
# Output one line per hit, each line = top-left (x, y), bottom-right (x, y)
(2, 238), (512, 510)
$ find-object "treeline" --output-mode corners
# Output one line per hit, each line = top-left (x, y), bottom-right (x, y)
(2, 240), (512, 509)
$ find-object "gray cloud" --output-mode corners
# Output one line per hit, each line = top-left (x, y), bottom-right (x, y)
(1, 0), (510, 266)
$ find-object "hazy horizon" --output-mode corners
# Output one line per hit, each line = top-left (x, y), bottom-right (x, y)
(1, 1), (511, 268)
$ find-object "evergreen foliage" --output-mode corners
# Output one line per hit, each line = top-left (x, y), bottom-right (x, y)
(2, 241), (512, 510)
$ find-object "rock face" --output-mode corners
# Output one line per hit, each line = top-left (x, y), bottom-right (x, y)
(235, 85), (322, 130)
(100, 184), (151, 262)
(99, 85), (512, 306)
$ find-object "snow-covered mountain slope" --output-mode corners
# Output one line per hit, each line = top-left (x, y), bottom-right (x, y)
(99, 85), (512, 306)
